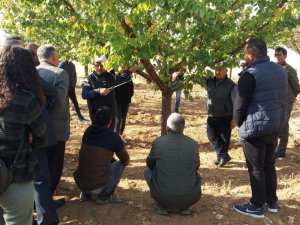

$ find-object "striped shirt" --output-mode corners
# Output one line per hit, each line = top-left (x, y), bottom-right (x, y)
(0, 89), (47, 182)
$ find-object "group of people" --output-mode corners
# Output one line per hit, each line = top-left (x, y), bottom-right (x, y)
(0, 35), (135, 225)
(0, 36), (299, 225)
(72, 38), (300, 220)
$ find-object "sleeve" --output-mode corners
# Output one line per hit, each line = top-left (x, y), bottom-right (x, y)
(113, 135), (125, 152)
(25, 96), (48, 149)
(39, 78), (57, 112)
(109, 73), (116, 87)
(52, 70), (69, 111)
(233, 72), (256, 127)
(288, 67), (300, 97)
(146, 141), (156, 169)
(82, 77), (98, 99)
(129, 80), (134, 97)
(230, 84), (237, 105)
(73, 63), (77, 86)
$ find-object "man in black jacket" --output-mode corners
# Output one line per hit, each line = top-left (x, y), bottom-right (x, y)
(82, 58), (117, 128)
(205, 65), (237, 167)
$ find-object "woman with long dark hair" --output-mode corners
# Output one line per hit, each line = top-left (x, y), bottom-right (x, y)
(0, 45), (47, 225)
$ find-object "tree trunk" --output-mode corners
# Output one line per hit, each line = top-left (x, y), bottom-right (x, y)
(160, 90), (173, 135)
(84, 65), (88, 77)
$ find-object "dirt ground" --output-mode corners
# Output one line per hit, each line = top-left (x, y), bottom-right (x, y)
(56, 76), (300, 225)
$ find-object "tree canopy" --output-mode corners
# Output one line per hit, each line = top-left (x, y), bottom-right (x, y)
(1, 0), (299, 133)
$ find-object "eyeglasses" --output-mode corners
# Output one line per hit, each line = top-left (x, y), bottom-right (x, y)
(95, 64), (103, 67)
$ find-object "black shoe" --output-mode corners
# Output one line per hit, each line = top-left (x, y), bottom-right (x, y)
(155, 205), (168, 215)
(180, 208), (191, 215)
(218, 156), (231, 167)
(274, 150), (285, 159)
(213, 159), (220, 166)
(53, 198), (66, 209)
(78, 117), (89, 123)
(80, 192), (91, 201)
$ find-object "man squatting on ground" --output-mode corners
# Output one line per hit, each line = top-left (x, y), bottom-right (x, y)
(73, 106), (129, 204)
(145, 113), (201, 215)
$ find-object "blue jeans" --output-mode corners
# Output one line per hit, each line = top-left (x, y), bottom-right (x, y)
(0, 181), (34, 225)
(88, 161), (125, 197)
(34, 148), (59, 225)
(175, 90), (182, 112)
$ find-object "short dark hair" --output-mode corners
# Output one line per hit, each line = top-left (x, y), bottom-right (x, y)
(4, 36), (23, 46)
(94, 106), (112, 126)
(275, 47), (287, 56)
(245, 39), (267, 59)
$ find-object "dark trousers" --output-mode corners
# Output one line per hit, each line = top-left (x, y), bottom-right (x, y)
(241, 135), (278, 207)
(277, 104), (292, 153)
(34, 148), (59, 225)
(47, 142), (66, 194)
(69, 88), (83, 118)
(207, 117), (232, 160)
(115, 103), (130, 135)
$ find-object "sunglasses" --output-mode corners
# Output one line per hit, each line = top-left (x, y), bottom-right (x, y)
(95, 63), (104, 67)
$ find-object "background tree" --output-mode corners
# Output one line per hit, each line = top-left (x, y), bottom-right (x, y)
(283, 26), (300, 54)
(1, 0), (299, 134)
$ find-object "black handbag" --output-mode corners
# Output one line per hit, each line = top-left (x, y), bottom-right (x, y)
(0, 139), (24, 195)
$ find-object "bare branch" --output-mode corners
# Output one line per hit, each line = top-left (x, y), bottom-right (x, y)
(135, 69), (152, 82)
(140, 58), (167, 92)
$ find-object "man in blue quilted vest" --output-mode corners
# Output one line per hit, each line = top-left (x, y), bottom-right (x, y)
(233, 39), (287, 219)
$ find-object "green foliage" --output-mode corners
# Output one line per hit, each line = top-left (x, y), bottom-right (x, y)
(1, 0), (299, 92)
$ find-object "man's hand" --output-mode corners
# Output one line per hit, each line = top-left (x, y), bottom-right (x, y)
(231, 120), (236, 129)
(129, 65), (138, 73)
(98, 88), (112, 96)
(172, 71), (182, 81)
(29, 134), (33, 144)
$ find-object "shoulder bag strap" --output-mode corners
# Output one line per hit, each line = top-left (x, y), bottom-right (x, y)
(10, 138), (25, 172)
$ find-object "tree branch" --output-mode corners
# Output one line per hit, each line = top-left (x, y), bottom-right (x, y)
(140, 58), (167, 92)
(228, 0), (289, 56)
(135, 69), (152, 82)
(62, 0), (106, 46)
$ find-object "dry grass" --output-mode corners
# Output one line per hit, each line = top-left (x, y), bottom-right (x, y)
(58, 76), (300, 225)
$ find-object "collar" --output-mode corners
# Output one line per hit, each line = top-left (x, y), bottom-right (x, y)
(40, 60), (56, 67)
(238, 56), (270, 77)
